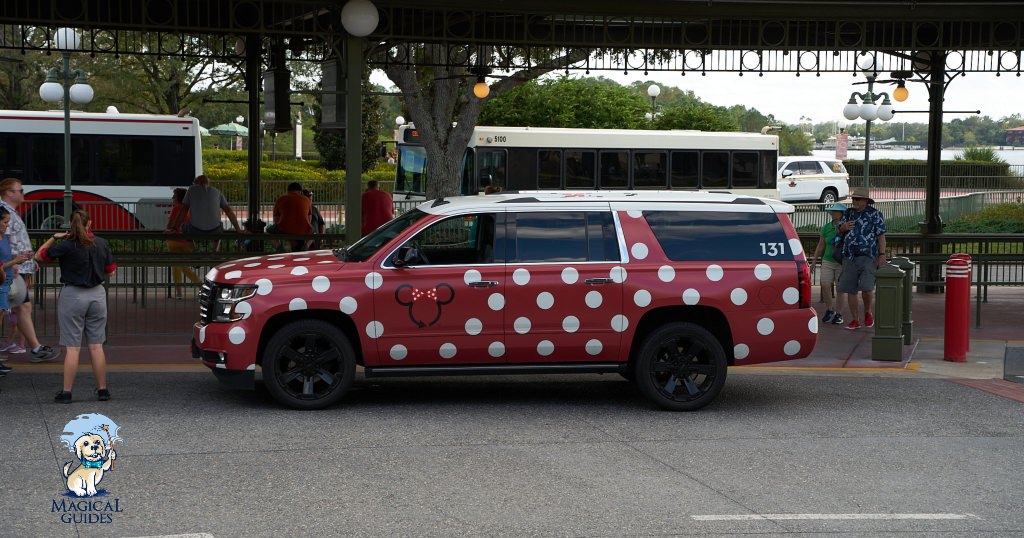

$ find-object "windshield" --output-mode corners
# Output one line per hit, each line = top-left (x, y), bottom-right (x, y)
(346, 209), (431, 262)
(396, 145), (427, 193)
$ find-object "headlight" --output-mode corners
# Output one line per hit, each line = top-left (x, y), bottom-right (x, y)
(213, 284), (257, 322)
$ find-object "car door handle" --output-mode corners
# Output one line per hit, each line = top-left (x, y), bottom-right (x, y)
(585, 278), (615, 284)
(467, 280), (499, 287)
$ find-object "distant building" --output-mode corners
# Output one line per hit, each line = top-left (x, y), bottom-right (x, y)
(1005, 126), (1024, 145)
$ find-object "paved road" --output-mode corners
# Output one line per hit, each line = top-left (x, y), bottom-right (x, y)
(3, 370), (1022, 537)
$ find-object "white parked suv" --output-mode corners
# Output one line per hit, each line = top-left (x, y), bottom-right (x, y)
(776, 156), (850, 204)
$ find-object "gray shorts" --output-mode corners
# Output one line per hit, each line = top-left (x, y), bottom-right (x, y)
(838, 256), (877, 293)
(57, 285), (107, 347)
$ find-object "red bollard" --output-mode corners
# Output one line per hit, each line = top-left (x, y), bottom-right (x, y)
(944, 255), (971, 362)
(948, 253), (972, 352)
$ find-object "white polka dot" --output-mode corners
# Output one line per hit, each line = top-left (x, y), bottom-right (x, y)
(488, 293), (505, 310)
(626, 210), (643, 219)
(366, 321), (383, 338)
(658, 265), (676, 282)
(562, 316), (580, 333)
(754, 264), (772, 281)
(706, 265), (724, 281)
(537, 340), (554, 356)
(514, 317), (532, 334)
(268, 264), (286, 269)
(611, 315), (629, 332)
(339, 297), (357, 314)
(318, 261), (333, 265)
(228, 326), (246, 344)
(312, 276), (331, 293)
(536, 292), (554, 310)
(610, 266), (627, 283)
(808, 316), (819, 334)
(464, 269), (482, 285)
(561, 267), (579, 284)
(633, 289), (652, 308)
(220, 263), (236, 269)
(488, 341), (505, 357)
(585, 291), (603, 308)
(390, 345), (407, 361)
(439, 343), (457, 359)
(789, 238), (804, 256)
(631, 243), (648, 260)
(290, 266), (308, 276)
(465, 318), (482, 335)
(757, 318), (775, 335)
(289, 298), (307, 311)
(243, 262), (261, 268)
(783, 287), (800, 305)
(731, 288), (748, 305)
(235, 301), (252, 319)
(365, 272), (383, 289)
(293, 257), (310, 262)
(513, 268), (531, 286)
(225, 270), (242, 280)
(255, 279), (273, 296)
(734, 343), (750, 360)
(317, 251), (332, 256)
(585, 339), (603, 355)
(682, 288), (701, 305)
(784, 340), (801, 356)
(198, 325), (207, 344)
(267, 257), (285, 261)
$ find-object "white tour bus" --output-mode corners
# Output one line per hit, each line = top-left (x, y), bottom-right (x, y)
(394, 125), (779, 200)
(0, 109), (203, 229)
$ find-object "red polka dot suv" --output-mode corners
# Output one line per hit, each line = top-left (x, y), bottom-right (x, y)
(193, 191), (817, 411)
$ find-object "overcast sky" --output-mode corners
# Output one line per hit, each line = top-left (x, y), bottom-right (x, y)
(371, 69), (1023, 127)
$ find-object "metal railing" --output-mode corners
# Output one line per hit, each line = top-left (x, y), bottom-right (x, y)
(845, 163), (1024, 198)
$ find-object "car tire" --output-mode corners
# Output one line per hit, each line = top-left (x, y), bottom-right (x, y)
(633, 322), (728, 411)
(262, 319), (356, 410)
(819, 188), (839, 205)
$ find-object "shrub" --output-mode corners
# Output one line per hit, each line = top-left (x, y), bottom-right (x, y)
(945, 202), (1024, 233)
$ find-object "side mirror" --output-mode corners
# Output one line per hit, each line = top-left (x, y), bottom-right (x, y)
(781, 169), (794, 179)
(392, 245), (418, 267)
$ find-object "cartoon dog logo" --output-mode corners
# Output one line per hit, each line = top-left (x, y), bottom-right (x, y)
(395, 283), (454, 328)
(59, 414), (123, 497)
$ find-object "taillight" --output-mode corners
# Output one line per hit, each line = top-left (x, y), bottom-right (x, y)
(797, 261), (811, 308)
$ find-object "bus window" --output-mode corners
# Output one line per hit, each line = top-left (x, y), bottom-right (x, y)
(633, 151), (667, 188)
(599, 151), (628, 189)
(460, 148), (474, 196)
(538, 149), (562, 189)
(731, 152), (758, 188)
(396, 145), (427, 193)
(565, 150), (595, 189)
(670, 151), (699, 189)
(31, 135), (89, 185)
(701, 151), (729, 188)
(760, 151), (777, 188)
(478, 149), (507, 191)
(0, 135), (24, 179)
(99, 139), (154, 185)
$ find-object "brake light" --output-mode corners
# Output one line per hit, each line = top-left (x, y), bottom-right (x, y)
(797, 260), (811, 309)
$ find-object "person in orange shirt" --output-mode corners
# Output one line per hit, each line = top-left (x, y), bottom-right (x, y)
(361, 180), (394, 235)
(270, 182), (312, 252)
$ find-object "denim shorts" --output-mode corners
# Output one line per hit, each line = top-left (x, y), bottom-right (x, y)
(838, 255), (877, 293)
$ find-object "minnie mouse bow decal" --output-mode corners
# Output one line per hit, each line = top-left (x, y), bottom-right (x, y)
(395, 283), (455, 328)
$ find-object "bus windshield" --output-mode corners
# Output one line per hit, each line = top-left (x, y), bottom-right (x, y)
(396, 145), (427, 193)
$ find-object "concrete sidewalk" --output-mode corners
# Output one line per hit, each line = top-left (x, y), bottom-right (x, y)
(3, 287), (1021, 382)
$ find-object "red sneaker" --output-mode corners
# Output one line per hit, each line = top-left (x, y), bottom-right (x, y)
(846, 320), (862, 330)
(865, 312), (875, 328)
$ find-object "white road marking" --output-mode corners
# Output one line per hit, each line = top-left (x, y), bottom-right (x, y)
(692, 513), (980, 521)
(125, 534), (216, 538)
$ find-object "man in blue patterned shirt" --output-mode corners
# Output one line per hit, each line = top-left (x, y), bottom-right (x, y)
(836, 186), (887, 330)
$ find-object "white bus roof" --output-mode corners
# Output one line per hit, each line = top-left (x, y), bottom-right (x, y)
(418, 190), (793, 215)
(455, 125), (778, 151)
(0, 109), (200, 137)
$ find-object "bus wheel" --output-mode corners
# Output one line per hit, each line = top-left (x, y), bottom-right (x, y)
(634, 322), (727, 411)
(819, 188), (838, 205)
(39, 214), (66, 230)
(262, 319), (356, 410)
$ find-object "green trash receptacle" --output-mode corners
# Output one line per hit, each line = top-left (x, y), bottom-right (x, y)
(890, 256), (915, 345)
(872, 262), (906, 361)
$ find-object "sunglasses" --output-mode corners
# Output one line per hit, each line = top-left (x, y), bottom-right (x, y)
(8, 189), (23, 193)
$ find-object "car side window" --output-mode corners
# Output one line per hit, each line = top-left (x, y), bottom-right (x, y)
(645, 211), (790, 261)
(511, 211), (621, 263)
(400, 213), (502, 266)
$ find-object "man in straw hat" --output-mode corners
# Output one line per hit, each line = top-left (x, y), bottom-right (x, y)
(810, 202), (849, 325)
(836, 187), (887, 330)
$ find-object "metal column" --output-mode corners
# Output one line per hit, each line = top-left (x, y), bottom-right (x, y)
(245, 34), (261, 228)
(344, 35), (364, 243)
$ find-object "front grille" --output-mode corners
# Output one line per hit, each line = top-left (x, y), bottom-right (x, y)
(198, 281), (216, 325)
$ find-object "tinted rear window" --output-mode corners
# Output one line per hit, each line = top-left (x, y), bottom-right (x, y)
(644, 211), (791, 261)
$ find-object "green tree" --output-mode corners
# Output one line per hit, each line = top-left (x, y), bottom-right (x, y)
(778, 126), (813, 155)
(479, 76), (648, 128)
(653, 102), (738, 132)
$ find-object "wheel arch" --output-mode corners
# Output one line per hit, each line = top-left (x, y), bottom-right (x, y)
(255, 310), (364, 367)
(630, 306), (735, 365)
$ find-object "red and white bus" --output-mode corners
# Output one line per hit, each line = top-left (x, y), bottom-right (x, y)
(0, 109), (202, 229)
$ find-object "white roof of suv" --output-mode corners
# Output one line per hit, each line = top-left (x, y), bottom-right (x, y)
(417, 191), (794, 216)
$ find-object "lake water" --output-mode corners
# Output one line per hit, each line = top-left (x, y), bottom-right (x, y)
(812, 148), (1024, 166)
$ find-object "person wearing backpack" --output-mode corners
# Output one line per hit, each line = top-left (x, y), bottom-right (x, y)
(811, 203), (848, 325)
(836, 187), (888, 330)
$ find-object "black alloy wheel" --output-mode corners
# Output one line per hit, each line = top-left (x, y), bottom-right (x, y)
(634, 322), (727, 411)
(262, 319), (355, 410)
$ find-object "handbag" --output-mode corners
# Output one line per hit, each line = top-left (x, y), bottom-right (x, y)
(831, 226), (845, 263)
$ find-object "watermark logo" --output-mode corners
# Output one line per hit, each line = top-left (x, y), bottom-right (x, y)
(52, 413), (124, 524)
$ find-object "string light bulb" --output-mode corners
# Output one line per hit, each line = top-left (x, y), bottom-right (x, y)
(473, 76), (490, 99)
(893, 81), (909, 102)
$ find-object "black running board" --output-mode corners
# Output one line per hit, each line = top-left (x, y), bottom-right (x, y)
(364, 362), (627, 378)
